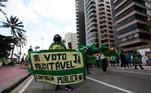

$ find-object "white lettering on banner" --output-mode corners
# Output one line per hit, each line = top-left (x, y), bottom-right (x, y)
(35, 73), (84, 85)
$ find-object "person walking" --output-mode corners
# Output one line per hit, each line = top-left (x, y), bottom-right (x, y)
(120, 50), (126, 69)
(100, 54), (108, 72)
(20, 56), (25, 68)
(96, 54), (100, 68)
(125, 53), (131, 68)
(132, 50), (144, 70)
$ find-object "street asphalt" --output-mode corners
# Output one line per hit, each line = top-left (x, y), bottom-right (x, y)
(10, 66), (151, 93)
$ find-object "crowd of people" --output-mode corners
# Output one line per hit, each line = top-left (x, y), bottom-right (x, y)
(85, 49), (150, 74)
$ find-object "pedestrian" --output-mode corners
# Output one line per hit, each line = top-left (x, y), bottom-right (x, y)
(100, 54), (108, 72)
(28, 46), (33, 53)
(20, 56), (25, 68)
(125, 53), (131, 68)
(144, 55), (149, 65)
(83, 47), (92, 74)
(115, 55), (120, 66)
(111, 55), (117, 67)
(120, 50), (126, 69)
(49, 34), (73, 91)
(132, 50), (144, 70)
(96, 54), (100, 68)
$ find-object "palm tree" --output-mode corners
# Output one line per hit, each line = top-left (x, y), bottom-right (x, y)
(0, 15), (26, 37)
(0, 15), (26, 59)
(17, 34), (27, 60)
(0, 0), (7, 15)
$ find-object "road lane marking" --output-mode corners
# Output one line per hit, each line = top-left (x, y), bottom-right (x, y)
(87, 76), (135, 93)
(112, 70), (151, 76)
(19, 76), (34, 93)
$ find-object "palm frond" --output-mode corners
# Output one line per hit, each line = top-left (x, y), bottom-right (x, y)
(0, 9), (6, 15)
(0, 0), (7, 2)
(0, 4), (5, 7)
(5, 15), (11, 24)
(16, 21), (23, 26)
(16, 27), (26, 32)
(0, 21), (10, 28)
(14, 17), (19, 23)
(16, 24), (24, 27)
(0, 0), (7, 6)
(11, 29), (18, 37)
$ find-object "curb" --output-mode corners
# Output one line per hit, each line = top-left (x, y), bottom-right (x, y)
(1, 74), (31, 93)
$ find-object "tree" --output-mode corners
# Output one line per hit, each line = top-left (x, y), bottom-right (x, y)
(0, 15), (26, 60)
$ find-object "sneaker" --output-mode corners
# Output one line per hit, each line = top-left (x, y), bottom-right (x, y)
(65, 85), (73, 91)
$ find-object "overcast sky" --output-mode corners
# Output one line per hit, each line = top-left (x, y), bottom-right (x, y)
(0, 0), (76, 54)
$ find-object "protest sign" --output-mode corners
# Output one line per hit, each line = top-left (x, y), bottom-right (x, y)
(29, 50), (85, 85)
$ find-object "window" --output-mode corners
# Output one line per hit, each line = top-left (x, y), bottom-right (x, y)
(106, 5), (110, 8)
(135, 5), (146, 14)
(109, 26), (113, 29)
(108, 22), (112, 25)
(107, 9), (110, 12)
(106, 1), (109, 4)
(127, 35), (134, 40)
(136, 14), (147, 22)
(107, 13), (111, 16)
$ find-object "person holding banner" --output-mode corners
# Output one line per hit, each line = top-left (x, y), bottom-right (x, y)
(28, 34), (85, 91)
(49, 34), (74, 91)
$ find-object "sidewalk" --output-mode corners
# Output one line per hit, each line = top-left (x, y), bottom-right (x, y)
(0, 64), (30, 93)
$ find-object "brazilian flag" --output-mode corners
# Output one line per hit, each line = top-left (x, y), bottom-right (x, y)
(99, 44), (117, 57)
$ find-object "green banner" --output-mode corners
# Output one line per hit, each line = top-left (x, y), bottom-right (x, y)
(29, 50), (86, 85)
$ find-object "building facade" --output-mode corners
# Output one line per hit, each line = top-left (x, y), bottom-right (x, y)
(112, 0), (151, 51)
(64, 32), (78, 49)
(84, 0), (115, 48)
(75, 0), (86, 46)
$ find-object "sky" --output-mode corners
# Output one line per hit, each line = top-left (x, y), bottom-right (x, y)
(0, 0), (76, 55)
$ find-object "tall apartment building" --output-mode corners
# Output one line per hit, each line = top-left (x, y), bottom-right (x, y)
(75, 0), (86, 46)
(112, 0), (151, 51)
(145, 0), (151, 32)
(64, 32), (78, 49)
(84, 0), (115, 48)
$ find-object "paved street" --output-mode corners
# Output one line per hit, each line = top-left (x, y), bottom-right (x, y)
(11, 66), (151, 93)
